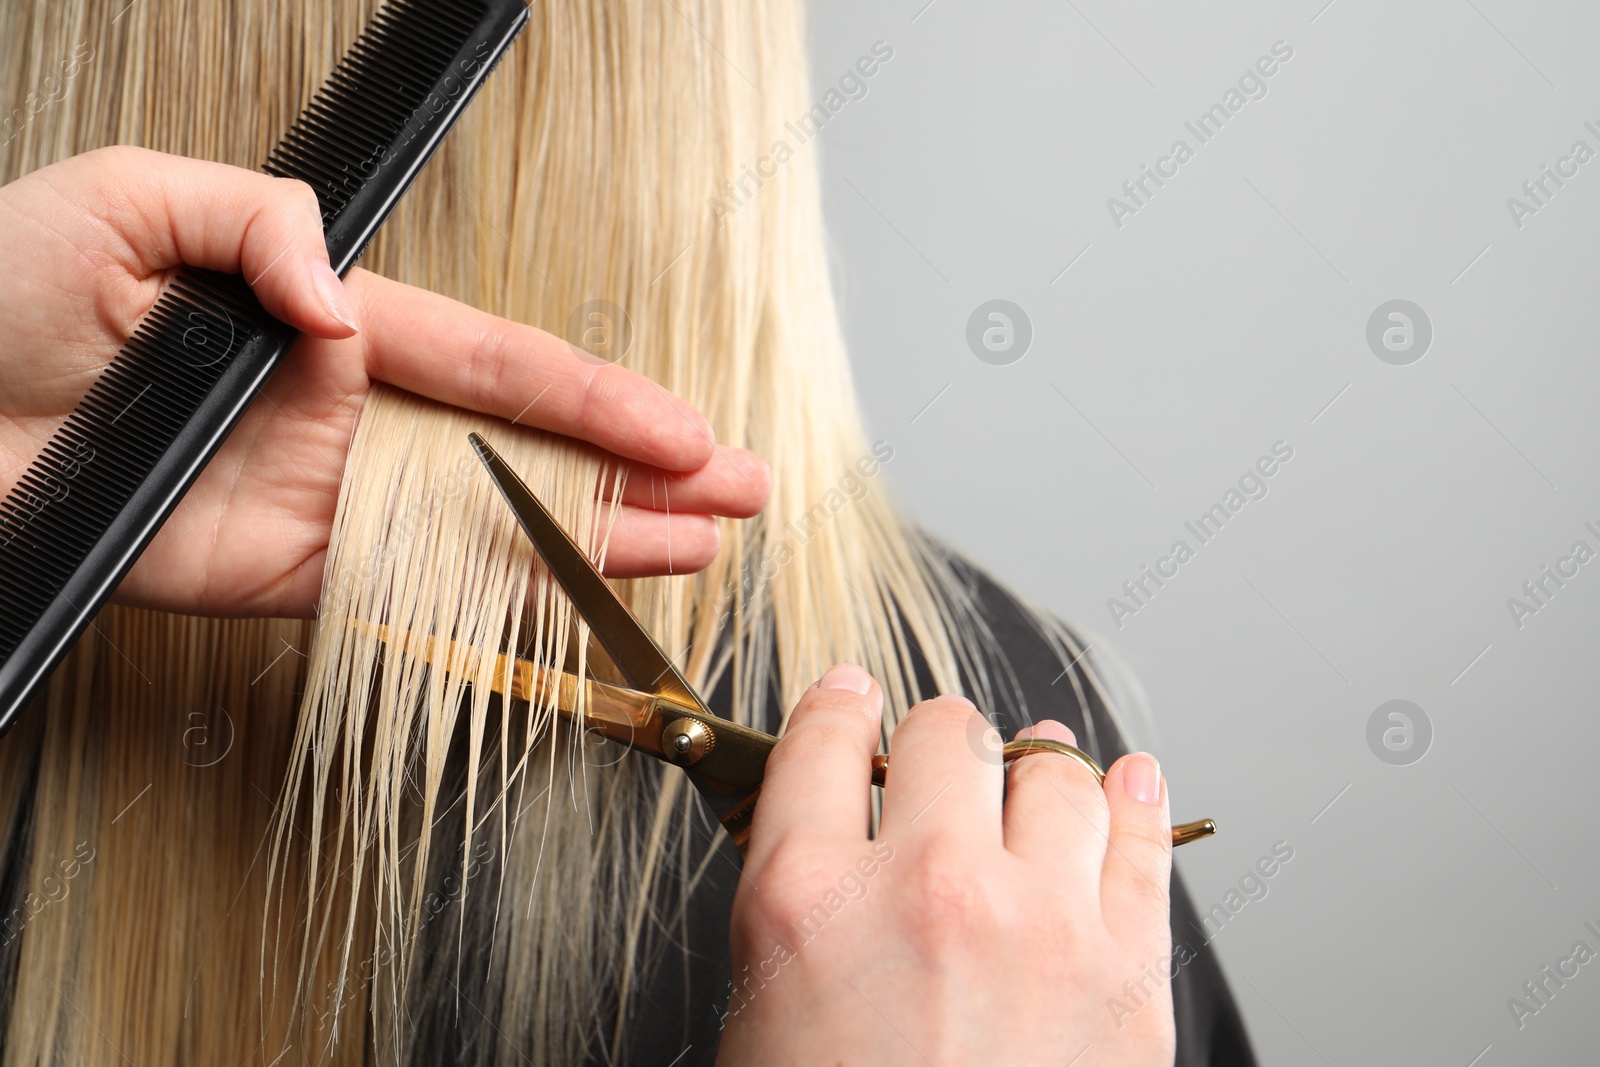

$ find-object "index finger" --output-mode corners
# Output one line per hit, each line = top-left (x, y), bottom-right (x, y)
(745, 664), (882, 869)
(348, 268), (717, 471)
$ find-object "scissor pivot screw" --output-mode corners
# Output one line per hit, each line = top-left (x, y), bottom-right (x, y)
(662, 717), (715, 765)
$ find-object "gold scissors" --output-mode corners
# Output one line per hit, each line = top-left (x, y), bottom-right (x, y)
(370, 433), (1216, 858)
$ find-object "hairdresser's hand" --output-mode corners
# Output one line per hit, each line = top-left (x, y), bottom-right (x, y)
(0, 146), (769, 616)
(717, 665), (1176, 1067)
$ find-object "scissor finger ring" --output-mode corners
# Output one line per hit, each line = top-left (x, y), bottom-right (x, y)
(1002, 737), (1106, 782)
(1000, 738), (1218, 846)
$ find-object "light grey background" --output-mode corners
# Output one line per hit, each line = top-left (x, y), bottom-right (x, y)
(810, 1), (1600, 1063)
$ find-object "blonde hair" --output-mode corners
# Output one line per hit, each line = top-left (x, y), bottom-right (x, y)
(0, 0), (1114, 1063)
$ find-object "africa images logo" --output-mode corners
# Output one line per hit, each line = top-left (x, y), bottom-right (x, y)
(1104, 41), (1295, 230)
(1107, 441), (1294, 629)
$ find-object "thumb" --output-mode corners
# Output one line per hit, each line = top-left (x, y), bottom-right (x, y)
(55, 145), (358, 338)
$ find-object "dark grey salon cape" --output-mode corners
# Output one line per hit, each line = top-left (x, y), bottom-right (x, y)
(613, 558), (1256, 1067)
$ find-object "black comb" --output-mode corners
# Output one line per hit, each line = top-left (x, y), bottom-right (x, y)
(0, 0), (529, 733)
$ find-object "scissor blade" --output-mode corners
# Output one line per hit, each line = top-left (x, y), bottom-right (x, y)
(468, 433), (709, 716)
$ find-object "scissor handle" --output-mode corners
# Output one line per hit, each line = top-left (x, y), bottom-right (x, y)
(865, 736), (1102, 787)
(660, 713), (1216, 850)
(868, 737), (1214, 846)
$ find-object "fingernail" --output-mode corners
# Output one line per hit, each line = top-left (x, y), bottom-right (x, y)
(1020, 719), (1076, 746)
(817, 663), (872, 695)
(938, 693), (976, 711)
(313, 262), (359, 332)
(1124, 753), (1162, 805)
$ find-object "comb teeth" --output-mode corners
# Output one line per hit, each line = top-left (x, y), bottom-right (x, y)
(263, 0), (492, 270)
(0, 0), (528, 728)
(0, 271), (276, 660)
